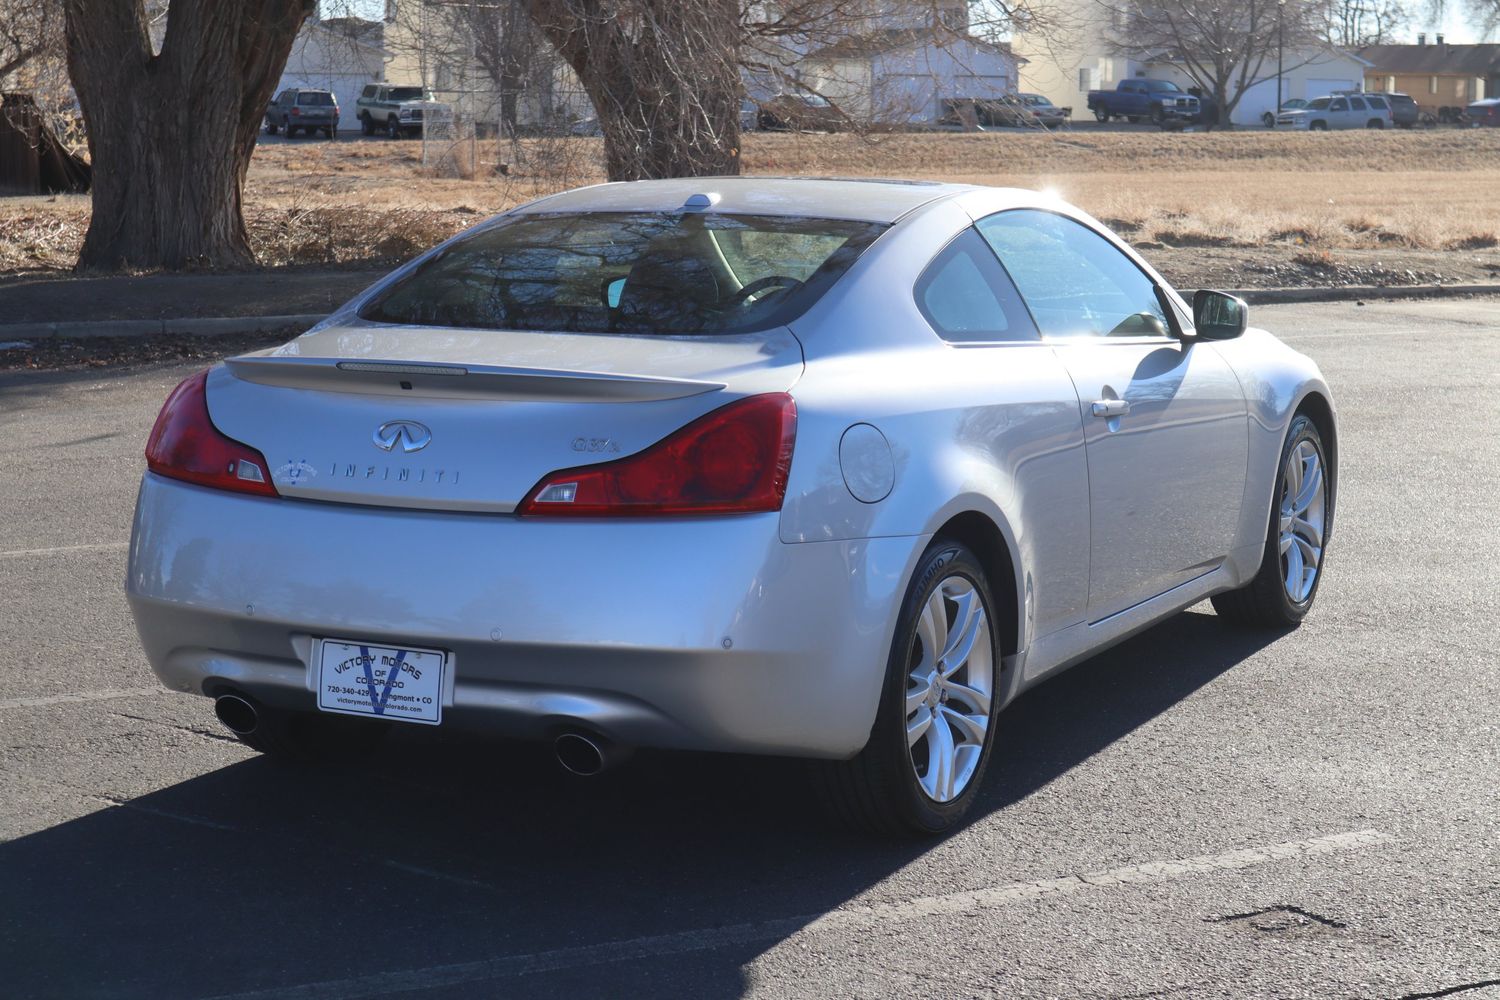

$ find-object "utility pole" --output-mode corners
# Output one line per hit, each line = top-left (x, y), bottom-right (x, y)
(1275, 0), (1285, 127)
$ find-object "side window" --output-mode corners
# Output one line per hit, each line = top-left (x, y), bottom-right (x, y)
(361, 85), (375, 99)
(1366, 96), (1387, 109)
(1350, 97), (1367, 111)
(1330, 98), (1348, 111)
(913, 228), (1038, 344)
(975, 209), (1172, 339)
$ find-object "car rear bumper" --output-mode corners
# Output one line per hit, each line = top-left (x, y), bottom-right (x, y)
(126, 474), (924, 758)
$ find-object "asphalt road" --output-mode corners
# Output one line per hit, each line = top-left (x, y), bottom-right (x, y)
(1, 298), (1497, 1000)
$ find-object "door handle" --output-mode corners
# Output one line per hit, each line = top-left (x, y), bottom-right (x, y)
(1091, 399), (1131, 418)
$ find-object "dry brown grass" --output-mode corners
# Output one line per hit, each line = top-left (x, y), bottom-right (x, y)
(5, 128), (1500, 275)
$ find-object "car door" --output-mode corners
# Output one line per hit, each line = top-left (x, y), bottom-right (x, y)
(1327, 96), (1351, 128)
(976, 209), (1249, 622)
(911, 228), (1092, 639)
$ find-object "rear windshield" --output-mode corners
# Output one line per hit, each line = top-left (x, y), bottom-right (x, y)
(388, 87), (426, 101)
(297, 92), (335, 106)
(360, 212), (888, 335)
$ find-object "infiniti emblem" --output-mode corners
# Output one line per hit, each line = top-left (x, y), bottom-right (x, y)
(373, 420), (432, 454)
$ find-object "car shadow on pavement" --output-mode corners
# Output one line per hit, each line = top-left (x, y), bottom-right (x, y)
(0, 608), (1283, 1000)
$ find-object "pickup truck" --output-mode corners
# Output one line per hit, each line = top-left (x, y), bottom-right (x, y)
(1086, 79), (1200, 125)
(355, 83), (453, 138)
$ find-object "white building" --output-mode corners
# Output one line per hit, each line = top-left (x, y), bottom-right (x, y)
(1144, 49), (1374, 126)
(799, 29), (1024, 124)
(274, 17), (386, 130)
(1013, 2), (1372, 125)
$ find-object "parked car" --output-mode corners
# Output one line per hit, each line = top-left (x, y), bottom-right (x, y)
(1262, 98), (1307, 128)
(1086, 78), (1199, 124)
(128, 177), (1336, 836)
(1466, 98), (1500, 126)
(265, 88), (338, 139)
(356, 83), (453, 138)
(1278, 93), (1392, 130)
(1385, 92), (1420, 127)
(937, 96), (1047, 129)
(757, 91), (845, 132)
(1014, 92), (1070, 127)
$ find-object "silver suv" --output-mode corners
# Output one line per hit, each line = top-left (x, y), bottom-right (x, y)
(1278, 93), (1393, 130)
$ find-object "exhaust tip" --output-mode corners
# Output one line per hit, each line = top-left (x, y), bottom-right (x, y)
(214, 694), (259, 736)
(554, 732), (606, 776)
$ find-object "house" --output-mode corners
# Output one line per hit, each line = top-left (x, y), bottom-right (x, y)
(1144, 49), (1374, 126)
(273, 17), (386, 129)
(1012, 3), (1371, 125)
(1358, 37), (1500, 113)
(797, 28), (1024, 125)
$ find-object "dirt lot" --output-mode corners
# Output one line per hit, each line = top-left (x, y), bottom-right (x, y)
(3, 128), (1499, 290)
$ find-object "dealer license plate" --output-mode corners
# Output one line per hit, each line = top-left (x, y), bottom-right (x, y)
(317, 639), (446, 725)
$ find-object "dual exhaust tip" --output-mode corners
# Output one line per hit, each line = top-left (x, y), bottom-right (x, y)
(214, 694), (259, 736)
(553, 731), (629, 776)
(215, 693), (625, 777)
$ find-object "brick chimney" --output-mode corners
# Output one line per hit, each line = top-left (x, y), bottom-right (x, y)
(1436, 33), (1445, 45)
(1418, 32), (1427, 45)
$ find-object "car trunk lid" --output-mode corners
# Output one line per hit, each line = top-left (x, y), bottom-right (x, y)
(205, 322), (804, 513)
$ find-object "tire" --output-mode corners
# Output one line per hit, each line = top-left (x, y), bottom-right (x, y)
(1367, 118), (1384, 129)
(387, 117), (400, 139)
(360, 113), (374, 136)
(1211, 414), (1331, 628)
(1310, 120), (1328, 131)
(1263, 112), (1275, 128)
(1127, 115), (1141, 123)
(1094, 109), (1109, 123)
(265, 119), (278, 135)
(285, 121), (298, 138)
(818, 540), (1002, 836)
(232, 703), (390, 761)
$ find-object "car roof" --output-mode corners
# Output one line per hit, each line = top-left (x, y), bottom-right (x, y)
(514, 176), (976, 224)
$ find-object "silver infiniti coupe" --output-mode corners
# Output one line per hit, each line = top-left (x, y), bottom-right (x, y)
(127, 178), (1336, 835)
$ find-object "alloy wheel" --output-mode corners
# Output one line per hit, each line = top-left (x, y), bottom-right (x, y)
(1279, 439), (1326, 603)
(904, 576), (994, 803)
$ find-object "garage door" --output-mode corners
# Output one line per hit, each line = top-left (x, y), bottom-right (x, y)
(1304, 78), (1357, 101)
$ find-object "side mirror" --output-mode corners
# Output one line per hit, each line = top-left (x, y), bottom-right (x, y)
(1192, 289), (1248, 340)
(602, 276), (626, 309)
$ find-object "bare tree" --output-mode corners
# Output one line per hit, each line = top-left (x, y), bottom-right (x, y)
(0, 0), (61, 81)
(62, 0), (315, 270)
(1102, 0), (1327, 129)
(1325, 0), (1409, 45)
(518, 0), (745, 179)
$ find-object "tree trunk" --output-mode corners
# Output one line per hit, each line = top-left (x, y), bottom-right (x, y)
(526, 0), (742, 181)
(63, 0), (313, 272)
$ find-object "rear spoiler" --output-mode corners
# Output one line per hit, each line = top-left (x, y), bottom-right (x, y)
(223, 356), (725, 402)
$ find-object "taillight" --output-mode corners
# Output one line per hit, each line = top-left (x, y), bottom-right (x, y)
(290, 107), (301, 116)
(518, 393), (796, 516)
(145, 369), (278, 497)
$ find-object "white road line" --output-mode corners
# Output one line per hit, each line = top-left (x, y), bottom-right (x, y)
(204, 828), (1392, 1000)
(0, 540), (129, 559)
(0, 687), (164, 711)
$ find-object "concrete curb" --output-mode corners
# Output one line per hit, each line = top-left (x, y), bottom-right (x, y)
(1227, 283), (1500, 305)
(0, 313), (325, 342)
(2, 282), (1499, 342)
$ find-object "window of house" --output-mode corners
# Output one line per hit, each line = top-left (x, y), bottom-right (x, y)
(1457, 79), (1467, 98)
(1430, 75), (1439, 94)
(1079, 68), (1092, 93)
